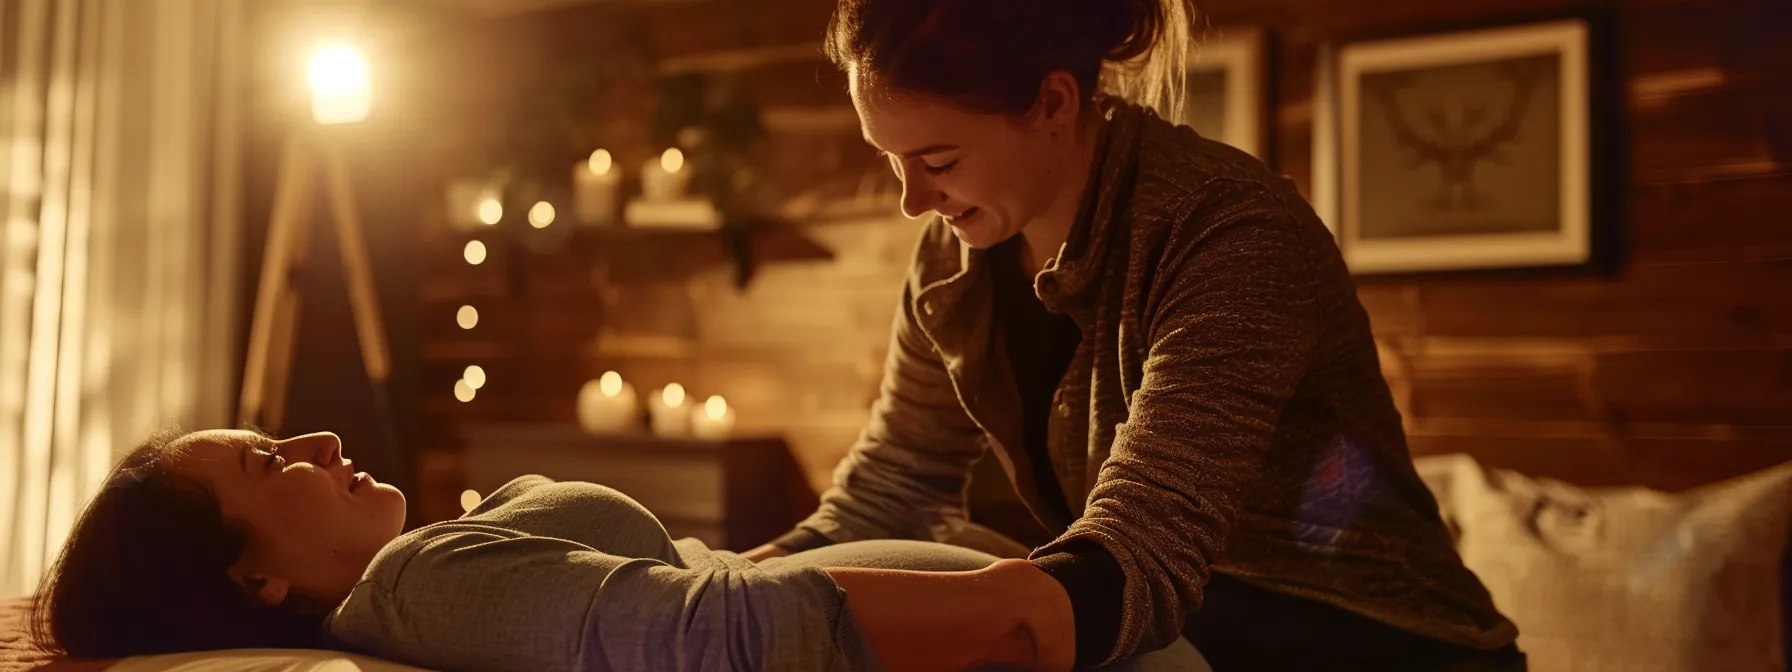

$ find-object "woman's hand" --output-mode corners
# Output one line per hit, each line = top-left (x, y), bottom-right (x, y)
(826, 560), (1075, 671)
(740, 543), (790, 563)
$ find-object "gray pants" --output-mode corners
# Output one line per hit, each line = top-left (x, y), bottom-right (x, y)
(769, 540), (1212, 672)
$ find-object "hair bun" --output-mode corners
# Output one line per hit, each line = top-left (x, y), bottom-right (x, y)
(1100, 0), (1160, 62)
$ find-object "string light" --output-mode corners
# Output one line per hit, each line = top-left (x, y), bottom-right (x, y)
(456, 305), (478, 330)
(476, 198), (502, 225)
(460, 489), (481, 513)
(528, 201), (555, 228)
(463, 365), (487, 390)
(454, 379), (476, 402)
(463, 240), (487, 265)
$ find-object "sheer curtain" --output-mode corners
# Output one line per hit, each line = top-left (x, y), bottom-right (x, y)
(0, 0), (245, 599)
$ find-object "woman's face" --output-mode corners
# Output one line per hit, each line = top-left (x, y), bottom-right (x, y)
(172, 430), (405, 608)
(850, 70), (1079, 249)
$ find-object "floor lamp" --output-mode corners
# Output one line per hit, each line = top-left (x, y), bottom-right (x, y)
(238, 45), (395, 448)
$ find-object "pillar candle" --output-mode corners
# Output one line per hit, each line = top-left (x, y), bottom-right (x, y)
(576, 371), (639, 434)
(647, 382), (691, 437)
(573, 149), (621, 225)
(639, 148), (692, 203)
(690, 395), (736, 440)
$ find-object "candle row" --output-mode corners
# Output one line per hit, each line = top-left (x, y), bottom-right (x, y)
(448, 147), (692, 231)
(576, 372), (735, 439)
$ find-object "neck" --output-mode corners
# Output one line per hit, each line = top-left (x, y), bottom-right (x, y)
(1017, 111), (1105, 276)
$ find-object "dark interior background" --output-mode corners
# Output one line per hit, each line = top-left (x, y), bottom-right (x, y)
(230, 0), (1789, 535)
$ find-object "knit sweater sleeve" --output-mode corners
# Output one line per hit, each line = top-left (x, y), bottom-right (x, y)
(1032, 193), (1319, 663)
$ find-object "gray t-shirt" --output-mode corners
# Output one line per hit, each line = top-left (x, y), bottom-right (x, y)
(321, 475), (879, 672)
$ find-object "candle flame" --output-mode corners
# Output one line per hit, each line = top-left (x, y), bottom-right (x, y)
(704, 395), (727, 420)
(660, 148), (685, 174)
(663, 382), (685, 407)
(587, 149), (613, 176)
(599, 371), (622, 396)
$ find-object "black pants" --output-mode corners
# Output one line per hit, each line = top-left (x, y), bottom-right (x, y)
(1183, 574), (1527, 672)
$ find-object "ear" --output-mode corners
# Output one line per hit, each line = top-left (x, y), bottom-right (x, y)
(1028, 71), (1084, 131)
(230, 560), (292, 607)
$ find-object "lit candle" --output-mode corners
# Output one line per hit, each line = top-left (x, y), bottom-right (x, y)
(576, 371), (639, 434)
(690, 395), (736, 440)
(639, 148), (692, 203)
(573, 149), (620, 225)
(647, 382), (690, 437)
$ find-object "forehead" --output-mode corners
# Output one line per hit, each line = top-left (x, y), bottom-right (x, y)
(850, 70), (982, 151)
(173, 429), (262, 462)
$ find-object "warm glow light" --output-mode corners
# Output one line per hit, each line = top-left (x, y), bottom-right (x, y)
(528, 201), (556, 228)
(660, 148), (685, 174)
(662, 382), (685, 407)
(599, 371), (623, 396)
(463, 365), (487, 390)
(704, 395), (727, 420)
(587, 149), (613, 176)
(477, 198), (503, 225)
(463, 240), (487, 265)
(456, 305), (479, 329)
(454, 379), (476, 402)
(459, 490), (481, 513)
(307, 45), (370, 125)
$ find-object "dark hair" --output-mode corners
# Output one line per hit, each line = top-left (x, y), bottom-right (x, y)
(825, 0), (1197, 118)
(29, 427), (322, 658)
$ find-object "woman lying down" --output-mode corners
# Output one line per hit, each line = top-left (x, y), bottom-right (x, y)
(29, 430), (1204, 672)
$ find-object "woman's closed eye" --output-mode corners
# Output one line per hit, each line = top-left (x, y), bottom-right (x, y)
(922, 159), (958, 176)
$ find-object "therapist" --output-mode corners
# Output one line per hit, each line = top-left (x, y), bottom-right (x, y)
(743, 0), (1526, 670)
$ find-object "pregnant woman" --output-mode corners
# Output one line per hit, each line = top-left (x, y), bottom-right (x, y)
(29, 429), (1201, 671)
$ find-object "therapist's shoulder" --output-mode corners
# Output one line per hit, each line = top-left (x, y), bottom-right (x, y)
(1132, 115), (1330, 253)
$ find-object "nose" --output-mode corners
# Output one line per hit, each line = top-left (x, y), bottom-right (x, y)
(898, 170), (943, 220)
(276, 432), (343, 468)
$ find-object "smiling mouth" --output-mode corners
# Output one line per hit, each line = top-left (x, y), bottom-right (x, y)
(944, 207), (980, 225)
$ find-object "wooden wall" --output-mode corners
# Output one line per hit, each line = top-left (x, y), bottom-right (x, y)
(400, 0), (1791, 524)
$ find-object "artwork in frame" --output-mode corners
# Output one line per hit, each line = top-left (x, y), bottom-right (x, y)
(1178, 27), (1267, 160)
(1337, 18), (1597, 274)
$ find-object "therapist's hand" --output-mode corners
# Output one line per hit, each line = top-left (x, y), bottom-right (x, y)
(741, 543), (790, 563)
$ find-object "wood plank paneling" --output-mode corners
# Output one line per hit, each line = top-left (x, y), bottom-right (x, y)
(1629, 173), (1792, 263)
(410, 0), (1792, 523)
(1409, 259), (1792, 340)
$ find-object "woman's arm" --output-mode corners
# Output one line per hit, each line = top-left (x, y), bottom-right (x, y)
(1034, 205), (1322, 664)
(827, 559), (1075, 672)
(767, 255), (991, 553)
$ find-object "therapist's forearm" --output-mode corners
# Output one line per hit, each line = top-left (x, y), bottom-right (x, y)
(826, 559), (1075, 672)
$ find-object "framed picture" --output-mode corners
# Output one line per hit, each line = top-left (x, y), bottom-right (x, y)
(1336, 18), (1597, 274)
(1178, 27), (1267, 160)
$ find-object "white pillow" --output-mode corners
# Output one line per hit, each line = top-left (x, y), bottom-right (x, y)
(108, 650), (432, 672)
(1414, 454), (1792, 672)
